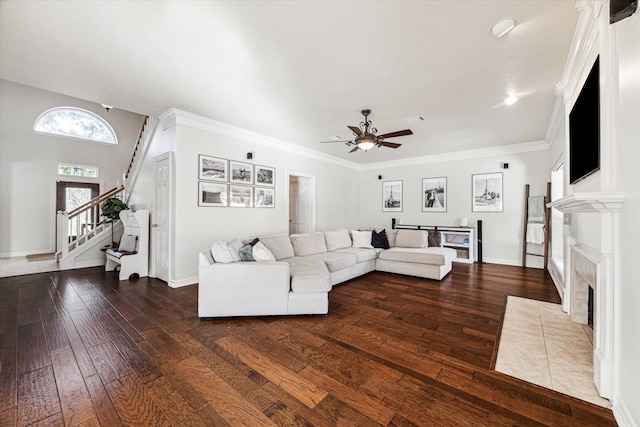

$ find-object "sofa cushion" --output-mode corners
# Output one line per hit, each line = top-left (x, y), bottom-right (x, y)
(290, 232), (327, 256)
(395, 229), (428, 248)
(252, 241), (276, 262)
(334, 247), (378, 263)
(371, 229), (389, 249)
(378, 247), (455, 265)
(385, 228), (397, 247)
(351, 230), (373, 248)
(258, 234), (295, 260)
(284, 257), (332, 293)
(306, 251), (358, 273)
(324, 229), (352, 251)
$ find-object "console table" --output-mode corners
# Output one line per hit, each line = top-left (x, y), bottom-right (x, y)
(392, 222), (475, 264)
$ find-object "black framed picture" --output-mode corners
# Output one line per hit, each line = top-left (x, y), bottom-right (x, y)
(229, 185), (254, 207)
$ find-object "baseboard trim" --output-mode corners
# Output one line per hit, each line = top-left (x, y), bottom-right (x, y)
(169, 276), (197, 288)
(613, 392), (637, 427)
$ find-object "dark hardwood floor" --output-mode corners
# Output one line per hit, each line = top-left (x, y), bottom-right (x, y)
(0, 263), (616, 426)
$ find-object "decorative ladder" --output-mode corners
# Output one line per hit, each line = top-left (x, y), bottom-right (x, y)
(521, 182), (551, 269)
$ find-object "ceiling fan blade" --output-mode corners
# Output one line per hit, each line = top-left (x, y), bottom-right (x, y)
(380, 141), (402, 149)
(378, 129), (413, 139)
(348, 125), (363, 136)
(320, 140), (340, 143)
(349, 146), (360, 153)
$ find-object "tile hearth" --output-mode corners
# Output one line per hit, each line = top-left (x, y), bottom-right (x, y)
(495, 296), (610, 408)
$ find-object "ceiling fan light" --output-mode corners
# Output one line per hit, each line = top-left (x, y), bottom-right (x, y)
(357, 141), (376, 151)
(491, 18), (516, 38)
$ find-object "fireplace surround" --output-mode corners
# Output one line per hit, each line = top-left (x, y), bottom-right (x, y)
(548, 192), (624, 399)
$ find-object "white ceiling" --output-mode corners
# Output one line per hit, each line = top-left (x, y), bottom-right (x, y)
(0, 1), (577, 164)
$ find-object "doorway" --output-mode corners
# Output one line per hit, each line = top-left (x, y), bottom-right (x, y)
(56, 181), (100, 239)
(152, 153), (172, 283)
(287, 172), (316, 234)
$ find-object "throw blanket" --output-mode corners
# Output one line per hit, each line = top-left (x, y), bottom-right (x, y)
(526, 223), (545, 244)
(528, 196), (546, 223)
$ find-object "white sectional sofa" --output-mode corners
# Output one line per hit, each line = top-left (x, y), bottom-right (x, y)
(198, 228), (457, 318)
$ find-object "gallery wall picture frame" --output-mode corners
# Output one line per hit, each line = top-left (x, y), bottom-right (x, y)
(255, 165), (275, 187)
(198, 155), (227, 181)
(229, 185), (254, 207)
(229, 160), (254, 184)
(198, 181), (228, 207)
(472, 172), (503, 212)
(382, 180), (403, 212)
(422, 177), (447, 212)
(255, 187), (275, 208)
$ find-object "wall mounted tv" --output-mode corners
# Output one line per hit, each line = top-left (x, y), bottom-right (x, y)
(569, 57), (600, 184)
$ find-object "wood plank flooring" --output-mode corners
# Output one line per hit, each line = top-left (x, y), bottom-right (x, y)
(0, 264), (616, 426)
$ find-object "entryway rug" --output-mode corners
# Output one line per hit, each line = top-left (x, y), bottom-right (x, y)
(495, 296), (610, 408)
(26, 253), (55, 262)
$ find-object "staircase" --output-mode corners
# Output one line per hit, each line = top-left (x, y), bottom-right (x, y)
(56, 116), (157, 269)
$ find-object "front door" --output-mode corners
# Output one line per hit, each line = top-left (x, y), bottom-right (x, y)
(56, 181), (100, 238)
(153, 154), (171, 283)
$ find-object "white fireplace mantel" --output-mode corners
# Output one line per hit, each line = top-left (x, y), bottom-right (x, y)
(547, 192), (625, 213)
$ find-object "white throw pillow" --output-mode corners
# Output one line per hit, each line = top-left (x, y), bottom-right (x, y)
(351, 230), (373, 248)
(211, 241), (235, 264)
(229, 238), (244, 262)
(252, 241), (276, 262)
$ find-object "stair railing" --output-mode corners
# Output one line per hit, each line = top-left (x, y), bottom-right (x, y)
(122, 115), (157, 203)
(56, 186), (124, 259)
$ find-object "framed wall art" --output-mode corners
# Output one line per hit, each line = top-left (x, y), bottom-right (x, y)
(198, 155), (227, 181)
(422, 177), (447, 212)
(229, 161), (254, 184)
(382, 180), (403, 212)
(255, 187), (275, 208)
(229, 185), (254, 207)
(255, 165), (275, 187)
(472, 172), (503, 212)
(198, 182), (227, 207)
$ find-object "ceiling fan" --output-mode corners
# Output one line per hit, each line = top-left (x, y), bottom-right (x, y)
(321, 109), (413, 153)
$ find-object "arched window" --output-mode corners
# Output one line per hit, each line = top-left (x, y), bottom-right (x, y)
(34, 107), (118, 144)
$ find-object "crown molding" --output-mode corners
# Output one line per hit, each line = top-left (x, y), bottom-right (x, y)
(357, 140), (550, 171)
(160, 108), (359, 169)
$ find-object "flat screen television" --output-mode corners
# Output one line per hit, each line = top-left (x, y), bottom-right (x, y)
(569, 57), (600, 184)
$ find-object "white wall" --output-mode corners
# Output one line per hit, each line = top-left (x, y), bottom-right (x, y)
(0, 80), (145, 257)
(127, 110), (360, 286)
(357, 147), (550, 266)
(613, 10), (640, 427)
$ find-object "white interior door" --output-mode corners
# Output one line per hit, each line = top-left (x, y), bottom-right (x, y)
(153, 154), (171, 282)
(288, 173), (315, 234)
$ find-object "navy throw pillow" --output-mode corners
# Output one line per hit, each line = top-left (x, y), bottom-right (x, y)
(371, 229), (390, 249)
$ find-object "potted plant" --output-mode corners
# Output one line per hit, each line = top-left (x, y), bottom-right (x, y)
(100, 197), (128, 248)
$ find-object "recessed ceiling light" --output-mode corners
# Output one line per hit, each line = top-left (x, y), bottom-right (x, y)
(491, 18), (516, 38)
(504, 95), (518, 106)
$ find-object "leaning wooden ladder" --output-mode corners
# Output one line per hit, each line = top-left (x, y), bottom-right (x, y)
(521, 182), (551, 268)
